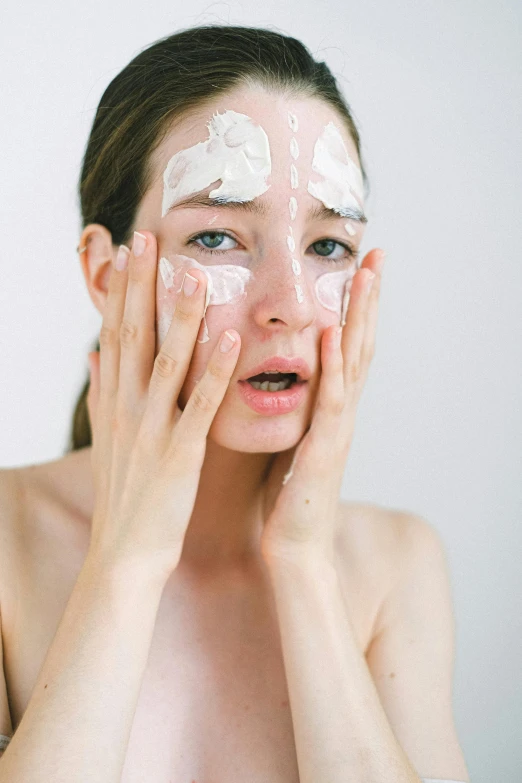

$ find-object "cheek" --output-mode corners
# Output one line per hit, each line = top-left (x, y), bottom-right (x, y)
(155, 282), (249, 407)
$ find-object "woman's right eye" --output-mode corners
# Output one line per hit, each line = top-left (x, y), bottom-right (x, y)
(188, 231), (238, 254)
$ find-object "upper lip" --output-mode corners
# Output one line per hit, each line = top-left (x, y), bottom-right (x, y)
(240, 356), (312, 382)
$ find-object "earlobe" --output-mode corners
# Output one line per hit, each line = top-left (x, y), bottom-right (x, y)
(78, 223), (117, 314)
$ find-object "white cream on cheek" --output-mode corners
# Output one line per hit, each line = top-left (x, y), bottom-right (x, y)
(158, 254), (252, 345)
(315, 264), (357, 326)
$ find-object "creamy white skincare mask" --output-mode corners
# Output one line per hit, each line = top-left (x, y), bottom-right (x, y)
(306, 121), (365, 323)
(315, 263), (358, 326)
(287, 111), (304, 305)
(158, 254), (252, 344)
(162, 110), (272, 217)
(307, 121), (364, 215)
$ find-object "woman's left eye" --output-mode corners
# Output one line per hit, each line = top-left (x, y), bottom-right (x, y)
(311, 239), (356, 262)
(189, 232), (238, 253)
(187, 231), (357, 263)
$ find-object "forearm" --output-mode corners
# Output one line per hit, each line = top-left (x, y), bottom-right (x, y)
(0, 555), (166, 783)
(266, 553), (421, 783)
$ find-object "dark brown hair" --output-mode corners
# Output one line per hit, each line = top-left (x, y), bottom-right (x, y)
(68, 24), (369, 452)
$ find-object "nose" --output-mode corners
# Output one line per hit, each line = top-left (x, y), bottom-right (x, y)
(250, 243), (316, 333)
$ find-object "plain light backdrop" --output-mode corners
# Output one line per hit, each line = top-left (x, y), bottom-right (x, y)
(1, 1), (521, 780)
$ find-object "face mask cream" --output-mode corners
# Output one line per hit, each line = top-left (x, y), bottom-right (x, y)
(307, 121), (364, 214)
(315, 263), (358, 325)
(162, 110), (272, 217)
(158, 254), (253, 344)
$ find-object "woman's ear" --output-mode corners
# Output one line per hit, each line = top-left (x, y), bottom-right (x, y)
(78, 224), (121, 315)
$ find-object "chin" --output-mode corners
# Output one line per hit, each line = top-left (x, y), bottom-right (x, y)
(207, 407), (309, 453)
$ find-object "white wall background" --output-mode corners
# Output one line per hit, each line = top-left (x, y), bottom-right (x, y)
(1, 0), (521, 779)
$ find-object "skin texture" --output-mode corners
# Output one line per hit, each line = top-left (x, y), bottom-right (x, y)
(79, 85), (381, 572)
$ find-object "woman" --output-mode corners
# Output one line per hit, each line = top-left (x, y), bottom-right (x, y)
(0, 25), (470, 783)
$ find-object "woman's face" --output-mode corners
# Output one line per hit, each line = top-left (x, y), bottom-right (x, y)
(132, 86), (367, 453)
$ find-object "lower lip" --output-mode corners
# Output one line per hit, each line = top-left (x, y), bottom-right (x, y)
(237, 380), (307, 415)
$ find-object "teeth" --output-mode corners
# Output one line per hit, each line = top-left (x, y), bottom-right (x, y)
(248, 379), (291, 391)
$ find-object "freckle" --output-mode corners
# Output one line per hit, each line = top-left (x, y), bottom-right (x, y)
(44, 684), (48, 688)
(305, 499), (310, 504)
(389, 672), (395, 678)
(281, 699), (289, 707)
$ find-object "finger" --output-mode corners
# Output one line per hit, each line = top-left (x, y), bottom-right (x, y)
(86, 351), (100, 438)
(171, 329), (241, 460)
(118, 230), (158, 410)
(341, 266), (375, 387)
(361, 250), (385, 364)
(313, 324), (345, 425)
(98, 243), (130, 416)
(306, 325), (346, 467)
(142, 266), (209, 437)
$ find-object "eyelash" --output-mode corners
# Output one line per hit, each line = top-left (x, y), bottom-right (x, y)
(186, 230), (358, 264)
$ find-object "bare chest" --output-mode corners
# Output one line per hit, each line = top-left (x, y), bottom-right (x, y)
(2, 495), (384, 783)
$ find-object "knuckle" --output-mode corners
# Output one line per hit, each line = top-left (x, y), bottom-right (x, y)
(206, 361), (230, 384)
(153, 351), (179, 379)
(119, 319), (139, 347)
(99, 324), (118, 349)
(346, 359), (361, 384)
(110, 412), (122, 439)
(191, 384), (213, 414)
(329, 396), (345, 416)
(173, 303), (194, 325)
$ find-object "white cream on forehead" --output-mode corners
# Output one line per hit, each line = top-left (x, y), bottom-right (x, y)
(158, 254), (252, 344)
(307, 121), (364, 214)
(161, 110), (272, 217)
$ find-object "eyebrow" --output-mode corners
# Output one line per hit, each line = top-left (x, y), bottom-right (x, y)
(166, 191), (368, 224)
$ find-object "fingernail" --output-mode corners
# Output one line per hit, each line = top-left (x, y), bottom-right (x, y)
(182, 271), (199, 297)
(114, 245), (130, 271)
(132, 231), (147, 257)
(220, 330), (237, 353)
(366, 271), (376, 293)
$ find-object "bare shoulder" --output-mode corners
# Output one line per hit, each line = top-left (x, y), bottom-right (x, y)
(335, 501), (446, 632)
(0, 450), (93, 581)
(336, 499), (442, 568)
(5, 448), (92, 530)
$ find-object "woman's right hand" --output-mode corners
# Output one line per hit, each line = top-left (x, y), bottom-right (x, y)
(85, 230), (241, 583)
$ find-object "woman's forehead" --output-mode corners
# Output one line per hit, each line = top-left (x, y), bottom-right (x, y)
(143, 87), (366, 230)
(154, 88), (361, 173)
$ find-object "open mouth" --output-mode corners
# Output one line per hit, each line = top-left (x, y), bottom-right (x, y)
(245, 371), (300, 392)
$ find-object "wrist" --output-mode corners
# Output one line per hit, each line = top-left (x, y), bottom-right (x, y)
(83, 547), (173, 595)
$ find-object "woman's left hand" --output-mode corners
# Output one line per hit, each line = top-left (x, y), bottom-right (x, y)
(260, 247), (385, 565)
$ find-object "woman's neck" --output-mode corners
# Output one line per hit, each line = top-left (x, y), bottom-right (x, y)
(180, 439), (273, 572)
